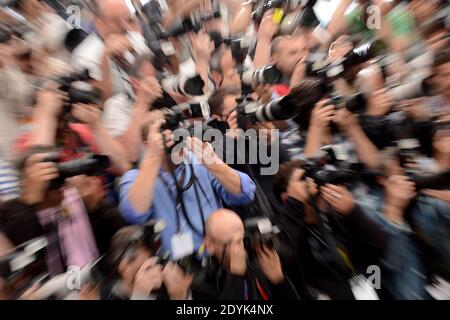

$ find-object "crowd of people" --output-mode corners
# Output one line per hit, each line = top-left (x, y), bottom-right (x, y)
(0, 0), (449, 300)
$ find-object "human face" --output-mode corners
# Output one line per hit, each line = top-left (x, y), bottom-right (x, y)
(118, 246), (152, 286)
(97, 0), (135, 36)
(205, 221), (245, 267)
(272, 38), (307, 77)
(219, 94), (240, 122)
(219, 51), (242, 91)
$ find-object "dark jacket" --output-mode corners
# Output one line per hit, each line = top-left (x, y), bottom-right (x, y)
(281, 197), (387, 300)
(191, 257), (300, 300)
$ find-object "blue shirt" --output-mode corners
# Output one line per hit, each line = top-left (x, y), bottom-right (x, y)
(119, 155), (256, 254)
(358, 189), (450, 300)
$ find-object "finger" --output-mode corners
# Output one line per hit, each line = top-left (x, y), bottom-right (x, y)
(141, 257), (159, 270)
(149, 119), (164, 135)
(324, 184), (344, 193)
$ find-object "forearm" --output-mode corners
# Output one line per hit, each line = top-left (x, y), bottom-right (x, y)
(303, 126), (322, 158)
(206, 159), (242, 194)
(172, 0), (203, 18)
(253, 38), (272, 68)
(127, 156), (161, 214)
(91, 124), (131, 175)
(30, 113), (57, 147)
(99, 53), (113, 101)
(346, 125), (380, 170)
(119, 101), (148, 163)
(326, 0), (353, 40)
(195, 58), (211, 95)
(229, 3), (253, 35)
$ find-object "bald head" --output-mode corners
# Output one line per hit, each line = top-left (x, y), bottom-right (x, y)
(206, 209), (244, 242)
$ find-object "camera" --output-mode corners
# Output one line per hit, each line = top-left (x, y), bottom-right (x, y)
(241, 65), (284, 87)
(160, 74), (205, 96)
(302, 146), (358, 186)
(244, 218), (281, 259)
(252, 0), (286, 24)
(0, 237), (48, 297)
(43, 153), (111, 189)
(235, 83), (317, 129)
(141, 220), (204, 274)
(407, 170), (450, 191)
(55, 70), (101, 114)
(389, 78), (432, 102)
(328, 93), (367, 114)
(306, 39), (386, 83)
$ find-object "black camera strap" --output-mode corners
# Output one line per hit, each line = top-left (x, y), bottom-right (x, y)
(307, 198), (356, 280)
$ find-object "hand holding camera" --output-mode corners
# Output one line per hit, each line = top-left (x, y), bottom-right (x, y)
(229, 240), (247, 276)
(20, 153), (59, 206)
(132, 257), (164, 297)
(366, 88), (394, 117)
(288, 168), (317, 203)
(310, 99), (335, 130)
(145, 120), (167, 164)
(136, 76), (163, 107)
(320, 184), (354, 215)
(71, 103), (102, 130)
(256, 245), (284, 284)
(333, 107), (359, 134)
(35, 84), (68, 119)
(104, 34), (133, 58)
(162, 261), (193, 300)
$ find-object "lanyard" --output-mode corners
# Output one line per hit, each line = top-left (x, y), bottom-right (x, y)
(159, 166), (186, 232)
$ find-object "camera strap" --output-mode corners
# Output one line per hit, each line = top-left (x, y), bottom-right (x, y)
(308, 199), (356, 279)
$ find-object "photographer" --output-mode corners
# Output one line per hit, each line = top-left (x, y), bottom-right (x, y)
(357, 148), (449, 299)
(118, 119), (256, 254)
(0, 151), (100, 273)
(103, 226), (193, 300)
(192, 208), (300, 300)
(209, 47), (243, 92)
(71, 0), (149, 100)
(20, 84), (131, 176)
(273, 160), (386, 300)
(103, 54), (166, 164)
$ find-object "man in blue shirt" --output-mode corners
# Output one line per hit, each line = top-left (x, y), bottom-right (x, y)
(119, 120), (256, 254)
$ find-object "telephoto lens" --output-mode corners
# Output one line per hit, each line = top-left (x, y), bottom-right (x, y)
(241, 65), (284, 86)
(389, 78), (432, 101)
(160, 74), (205, 96)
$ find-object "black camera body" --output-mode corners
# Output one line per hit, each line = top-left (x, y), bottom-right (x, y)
(244, 217), (281, 252)
(0, 237), (48, 297)
(56, 70), (101, 114)
(303, 146), (358, 186)
(252, 0), (286, 24)
(43, 153), (111, 189)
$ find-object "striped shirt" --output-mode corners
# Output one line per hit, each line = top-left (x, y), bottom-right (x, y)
(0, 160), (20, 202)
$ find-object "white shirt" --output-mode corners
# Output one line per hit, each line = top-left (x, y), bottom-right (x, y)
(71, 32), (148, 97)
(102, 93), (134, 138)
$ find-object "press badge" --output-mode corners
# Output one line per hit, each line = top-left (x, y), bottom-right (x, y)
(171, 232), (194, 260)
(349, 275), (379, 300)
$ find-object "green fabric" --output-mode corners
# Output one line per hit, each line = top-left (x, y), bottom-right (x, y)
(345, 6), (375, 41)
(386, 4), (416, 38)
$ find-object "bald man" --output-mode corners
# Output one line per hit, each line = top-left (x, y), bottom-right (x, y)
(71, 0), (149, 99)
(192, 209), (300, 300)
